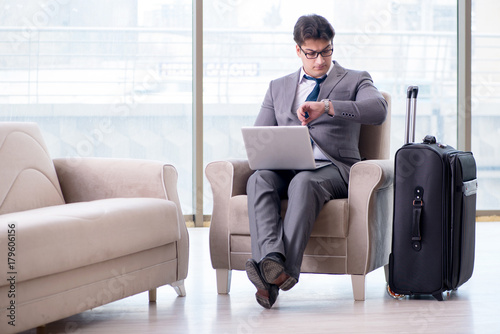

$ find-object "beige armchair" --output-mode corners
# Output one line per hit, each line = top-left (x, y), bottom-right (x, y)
(205, 92), (392, 301)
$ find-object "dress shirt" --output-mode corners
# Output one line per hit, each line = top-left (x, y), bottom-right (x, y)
(292, 64), (334, 161)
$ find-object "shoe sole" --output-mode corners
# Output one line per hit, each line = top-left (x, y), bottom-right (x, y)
(278, 276), (297, 291)
(246, 260), (275, 309)
(245, 259), (268, 291)
(255, 294), (272, 309)
(260, 258), (297, 291)
(260, 257), (284, 283)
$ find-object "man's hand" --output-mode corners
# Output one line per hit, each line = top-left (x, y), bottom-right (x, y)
(297, 101), (326, 125)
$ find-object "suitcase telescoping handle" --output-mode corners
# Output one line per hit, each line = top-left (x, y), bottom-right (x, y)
(404, 86), (419, 144)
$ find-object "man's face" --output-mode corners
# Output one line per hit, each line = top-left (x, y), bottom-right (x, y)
(296, 39), (333, 78)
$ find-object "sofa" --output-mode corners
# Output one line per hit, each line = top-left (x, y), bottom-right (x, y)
(0, 122), (189, 333)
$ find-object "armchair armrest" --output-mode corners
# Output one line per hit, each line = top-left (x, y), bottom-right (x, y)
(205, 159), (253, 269)
(347, 159), (394, 275)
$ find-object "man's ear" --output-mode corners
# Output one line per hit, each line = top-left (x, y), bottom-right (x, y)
(296, 44), (301, 57)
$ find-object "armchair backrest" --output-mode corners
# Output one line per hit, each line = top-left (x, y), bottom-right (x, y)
(359, 91), (391, 160)
(0, 122), (65, 215)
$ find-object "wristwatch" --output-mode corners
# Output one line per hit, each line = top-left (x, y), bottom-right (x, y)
(321, 99), (330, 115)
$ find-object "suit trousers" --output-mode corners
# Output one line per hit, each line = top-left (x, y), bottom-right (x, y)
(246, 164), (348, 279)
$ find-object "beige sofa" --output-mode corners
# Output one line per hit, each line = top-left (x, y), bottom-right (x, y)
(206, 92), (392, 301)
(0, 122), (189, 334)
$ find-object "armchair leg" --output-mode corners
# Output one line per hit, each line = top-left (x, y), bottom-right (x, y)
(216, 269), (232, 294)
(351, 274), (366, 301)
(149, 288), (157, 302)
(170, 280), (187, 297)
(384, 264), (389, 283)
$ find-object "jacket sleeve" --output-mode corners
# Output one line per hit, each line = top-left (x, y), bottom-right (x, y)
(330, 71), (387, 125)
(254, 81), (278, 126)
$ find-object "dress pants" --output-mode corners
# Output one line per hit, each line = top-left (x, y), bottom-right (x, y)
(246, 164), (348, 279)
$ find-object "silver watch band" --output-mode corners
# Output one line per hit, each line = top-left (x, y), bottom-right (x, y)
(321, 99), (329, 114)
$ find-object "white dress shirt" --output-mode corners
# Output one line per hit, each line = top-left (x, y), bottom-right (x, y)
(292, 64), (334, 161)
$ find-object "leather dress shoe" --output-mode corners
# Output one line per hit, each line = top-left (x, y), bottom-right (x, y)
(259, 255), (297, 291)
(245, 259), (279, 309)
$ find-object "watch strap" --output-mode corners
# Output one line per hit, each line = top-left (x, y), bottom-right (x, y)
(321, 99), (329, 114)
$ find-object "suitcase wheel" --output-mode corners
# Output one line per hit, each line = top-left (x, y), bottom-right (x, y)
(386, 284), (406, 299)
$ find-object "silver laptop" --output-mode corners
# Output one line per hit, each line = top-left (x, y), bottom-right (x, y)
(241, 126), (332, 170)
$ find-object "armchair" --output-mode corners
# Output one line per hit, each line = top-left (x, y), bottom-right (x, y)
(205, 92), (392, 301)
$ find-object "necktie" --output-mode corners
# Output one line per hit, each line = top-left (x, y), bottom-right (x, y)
(303, 75), (326, 119)
(304, 74), (326, 101)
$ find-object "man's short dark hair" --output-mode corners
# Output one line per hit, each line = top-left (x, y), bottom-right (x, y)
(293, 14), (335, 46)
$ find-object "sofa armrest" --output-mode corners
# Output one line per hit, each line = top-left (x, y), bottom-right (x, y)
(347, 159), (394, 275)
(205, 159), (253, 269)
(54, 157), (170, 202)
(53, 157), (189, 281)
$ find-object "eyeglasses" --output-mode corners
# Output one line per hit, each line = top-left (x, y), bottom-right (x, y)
(299, 45), (333, 59)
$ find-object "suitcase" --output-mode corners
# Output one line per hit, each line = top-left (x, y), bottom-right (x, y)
(388, 86), (478, 301)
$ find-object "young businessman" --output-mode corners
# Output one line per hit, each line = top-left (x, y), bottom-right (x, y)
(245, 14), (388, 309)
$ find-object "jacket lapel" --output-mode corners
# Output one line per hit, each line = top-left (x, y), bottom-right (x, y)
(282, 69), (301, 120)
(318, 61), (347, 100)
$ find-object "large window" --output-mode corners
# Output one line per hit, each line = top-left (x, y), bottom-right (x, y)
(0, 0), (194, 213)
(1, 0), (496, 216)
(472, 0), (500, 211)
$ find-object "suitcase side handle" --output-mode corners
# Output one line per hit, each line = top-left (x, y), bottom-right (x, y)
(412, 186), (424, 251)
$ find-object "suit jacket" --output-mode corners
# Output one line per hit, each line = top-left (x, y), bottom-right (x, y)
(254, 61), (388, 182)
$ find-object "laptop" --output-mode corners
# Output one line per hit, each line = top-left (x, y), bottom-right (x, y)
(241, 126), (332, 170)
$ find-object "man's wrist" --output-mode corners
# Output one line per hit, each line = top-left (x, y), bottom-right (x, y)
(321, 99), (332, 116)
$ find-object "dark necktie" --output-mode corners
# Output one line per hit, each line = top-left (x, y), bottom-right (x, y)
(304, 74), (326, 101)
(303, 74), (326, 119)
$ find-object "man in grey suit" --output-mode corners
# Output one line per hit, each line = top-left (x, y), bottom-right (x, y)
(245, 14), (388, 309)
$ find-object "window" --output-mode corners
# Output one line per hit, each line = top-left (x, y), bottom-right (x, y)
(0, 0), (194, 214)
(203, 0), (458, 213)
(1, 1), (495, 216)
(472, 0), (500, 210)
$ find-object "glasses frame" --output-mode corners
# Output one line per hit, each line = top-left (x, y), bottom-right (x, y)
(299, 45), (333, 59)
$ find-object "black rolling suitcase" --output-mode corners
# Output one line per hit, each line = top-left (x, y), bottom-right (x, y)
(388, 86), (478, 301)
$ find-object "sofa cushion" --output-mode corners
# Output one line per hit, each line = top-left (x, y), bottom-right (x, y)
(0, 197), (180, 285)
(229, 195), (349, 238)
(0, 122), (65, 215)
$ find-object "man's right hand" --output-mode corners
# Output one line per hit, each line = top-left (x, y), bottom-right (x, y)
(297, 101), (323, 125)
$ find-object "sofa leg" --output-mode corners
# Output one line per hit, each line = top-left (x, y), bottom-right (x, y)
(171, 280), (186, 297)
(351, 274), (366, 301)
(216, 269), (232, 294)
(149, 288), (157, 302)
(36, 325), (46, 334)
